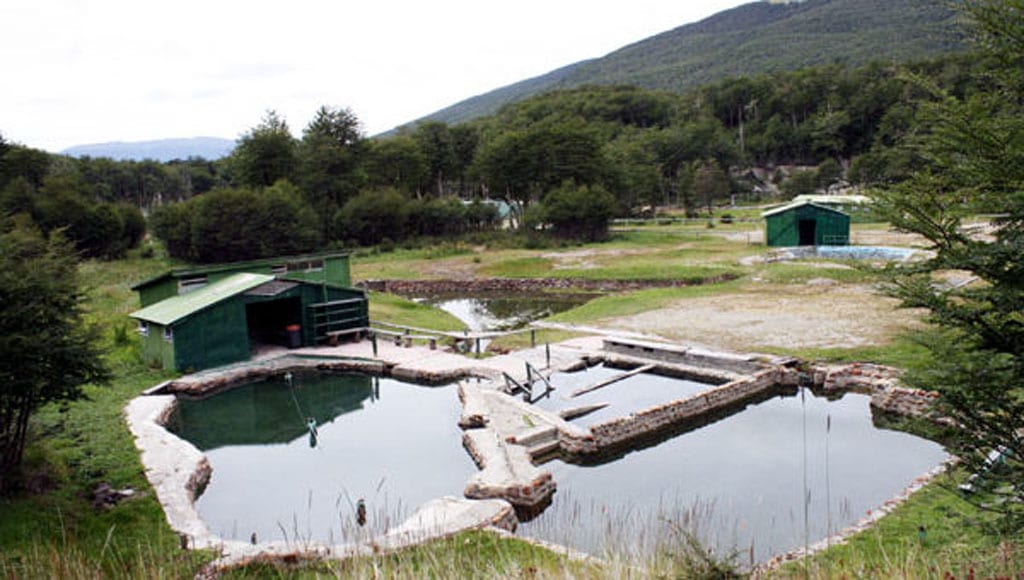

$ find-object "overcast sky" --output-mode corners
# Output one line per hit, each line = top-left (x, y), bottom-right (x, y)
(1, 0), (750, 152)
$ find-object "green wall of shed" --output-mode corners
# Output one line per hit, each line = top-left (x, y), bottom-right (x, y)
(765, 205), (850, 247)
(173, 301), (251, 372)
(149, 283), (367, 372)
(138, 283), (178, 308)
(139, 324), (175, 370)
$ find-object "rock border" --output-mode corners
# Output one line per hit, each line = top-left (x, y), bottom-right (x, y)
(128, 341), (950, 573)
(126, 357), (518, 571)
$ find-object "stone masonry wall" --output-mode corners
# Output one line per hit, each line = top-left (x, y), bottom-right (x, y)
(358, 274), (737, 295)
(168, 356), (388, 396)
(560, 368), (788, 454)
(816, 362), (942, 421)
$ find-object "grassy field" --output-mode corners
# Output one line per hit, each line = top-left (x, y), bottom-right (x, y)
(779, 470), (1024, 578)
(1, 227), (1022, 577)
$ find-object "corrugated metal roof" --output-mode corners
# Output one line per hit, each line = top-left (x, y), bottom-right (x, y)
(130, 273), (274, 326)
(761, 200), (849, 218)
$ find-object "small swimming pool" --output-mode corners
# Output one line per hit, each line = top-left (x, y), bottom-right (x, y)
(813, 245), (918, 261)
(518, 387), (948, 563)
(771, 245), (919, 262)
(168, 372), (476, 544)
(531, 364), (717, 428)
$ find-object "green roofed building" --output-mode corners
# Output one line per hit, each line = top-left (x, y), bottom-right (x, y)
(130, 252), (368, 372)
(762, 200), (851, 247)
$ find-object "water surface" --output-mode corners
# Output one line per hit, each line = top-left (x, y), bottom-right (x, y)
(519, 388), (947, 563)
(170, 373), (476, 544)
(531, 365), (715, 427)
(416, 292), (596, 332)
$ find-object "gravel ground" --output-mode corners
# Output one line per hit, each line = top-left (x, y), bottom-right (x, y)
(599, 281), (924, 352)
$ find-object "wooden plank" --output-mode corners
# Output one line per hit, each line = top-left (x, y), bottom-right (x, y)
(558, 402), (610, 421)
(324, 327), (368, 337)
(571, 364), (656, 398)
(309, 298), (365, 308)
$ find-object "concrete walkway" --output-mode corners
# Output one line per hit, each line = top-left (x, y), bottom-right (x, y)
(292, 335), (605, 385)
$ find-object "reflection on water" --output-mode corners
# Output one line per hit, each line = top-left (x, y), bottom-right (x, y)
(519, 388), (948, 563)
(532, 364), (716, 428)
(169, 373), (476, 544)
(416, 292), (597, 332)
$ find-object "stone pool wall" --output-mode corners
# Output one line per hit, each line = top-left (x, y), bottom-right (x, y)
(359, 274), (737, 295)
(166, 356), (389, 396)
(602, 337), (774, 375)
(128, 363), (522, 571)
(560, 368), (790, 454)
(814, 362), (944, 423)
(462, 428), (556, 509)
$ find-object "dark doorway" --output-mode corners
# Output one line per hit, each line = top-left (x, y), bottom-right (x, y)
(246, 298), (302, 348)
(798, 219), (817, 246)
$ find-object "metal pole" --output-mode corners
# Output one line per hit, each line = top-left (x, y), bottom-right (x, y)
(546, 343), (551, 368)
(371, 333), (378, 358)
(531, 329), (536, 348)
(475, 337), (481, 358)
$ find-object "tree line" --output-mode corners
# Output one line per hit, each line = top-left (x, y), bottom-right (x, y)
(0, 46), (1004, 261)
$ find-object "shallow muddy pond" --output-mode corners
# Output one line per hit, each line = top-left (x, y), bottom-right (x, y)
(413, 292), (597, 332)
(169, 373), (475, 544)
(519, 387), (948, 563)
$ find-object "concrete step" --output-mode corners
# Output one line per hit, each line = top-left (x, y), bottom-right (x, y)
(514, 424), (557, 447)
(526, 439), (560, 458)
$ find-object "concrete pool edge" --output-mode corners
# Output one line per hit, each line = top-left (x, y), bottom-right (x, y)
(126, 337), (951, 571)
(124, 388), (519, 571)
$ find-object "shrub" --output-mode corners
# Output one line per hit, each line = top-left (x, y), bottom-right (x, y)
(335, 189), (410, 246)
(150, 183), (322, 263)
(532, 182), (617, 242)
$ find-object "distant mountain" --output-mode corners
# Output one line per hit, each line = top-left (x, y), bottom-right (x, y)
(62, 137), (235, 161)
(409, 0), (966, 128)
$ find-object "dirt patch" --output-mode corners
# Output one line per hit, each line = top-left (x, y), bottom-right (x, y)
(540, 247), (651, 270)
(419, 259), (479, 280)
(600, 283), (923, 352)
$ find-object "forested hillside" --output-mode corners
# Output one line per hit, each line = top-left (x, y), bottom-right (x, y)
(0, 50), (999, 258)
(416, 0), (965, 127)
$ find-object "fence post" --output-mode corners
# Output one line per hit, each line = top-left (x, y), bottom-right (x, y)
(531, 329), (536, 348)
(371, 333), (378, 358)
(546, 343), (551, 368)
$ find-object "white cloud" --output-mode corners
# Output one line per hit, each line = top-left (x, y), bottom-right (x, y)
(0, 0), (748, 151)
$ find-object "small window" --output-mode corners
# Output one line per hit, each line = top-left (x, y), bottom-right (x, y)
(137, 321), (149, 337)
(179, 276), (208, 294)
(163, 326), (174, 343)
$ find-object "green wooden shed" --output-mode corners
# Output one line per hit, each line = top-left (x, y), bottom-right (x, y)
(130, 253), (368, 372)
(762, 200), (851, 247)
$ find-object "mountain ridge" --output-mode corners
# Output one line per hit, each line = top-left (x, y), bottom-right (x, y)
(62, 136), (235, 162)
(404, 0), (965, 129)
